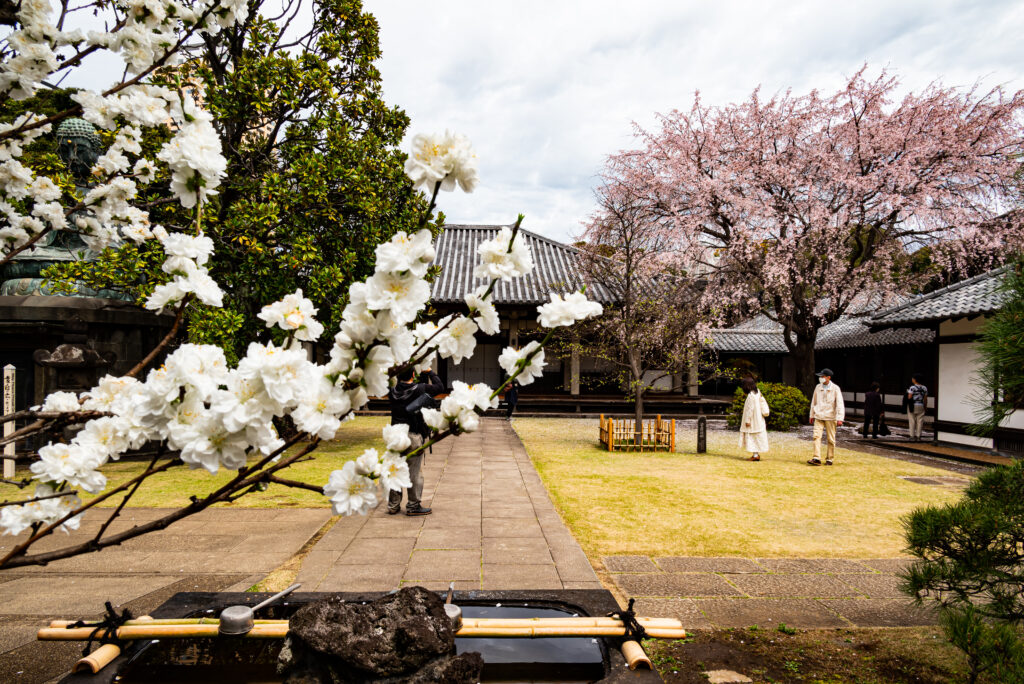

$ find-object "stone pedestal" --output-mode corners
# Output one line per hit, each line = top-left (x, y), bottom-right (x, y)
(0, 296), (174, 414)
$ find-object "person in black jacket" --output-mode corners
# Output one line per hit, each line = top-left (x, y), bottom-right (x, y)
(505, 379), (519, 420)
(862, 381), (884, 439)
(387, 367), (443, 516)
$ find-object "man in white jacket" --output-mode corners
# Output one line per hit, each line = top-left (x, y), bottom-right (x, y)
(808, 368), (844, 466)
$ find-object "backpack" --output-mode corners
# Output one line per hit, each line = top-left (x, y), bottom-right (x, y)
(402, 391), (439, 437)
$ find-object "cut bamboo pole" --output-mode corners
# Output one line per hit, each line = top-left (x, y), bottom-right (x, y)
(70, 615), (152, 675)
(39, 616), (687, 641)
(460, 617), (682, 629)
(49, 618), (281, 628)
(47, 616), (684, 629)
(622, 640), (653, 670)
(72, 644), (121, 674)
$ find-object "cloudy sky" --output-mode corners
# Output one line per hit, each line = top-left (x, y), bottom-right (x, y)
(367, 0), (1024, 243)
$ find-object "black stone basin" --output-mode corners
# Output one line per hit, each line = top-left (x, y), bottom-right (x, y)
(59, 590), (663, 683)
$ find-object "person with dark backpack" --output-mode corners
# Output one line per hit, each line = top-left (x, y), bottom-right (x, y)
(387, 367), (443, 516)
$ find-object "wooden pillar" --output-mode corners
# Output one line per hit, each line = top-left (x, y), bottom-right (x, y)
(932, 323), (940, 445)
(570, 347), (580, 396)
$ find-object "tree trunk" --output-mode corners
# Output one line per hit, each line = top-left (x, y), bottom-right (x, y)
(628, 349), (644, 445)
(792, 334), (817, 398)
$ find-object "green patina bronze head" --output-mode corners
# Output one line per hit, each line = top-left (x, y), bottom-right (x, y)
(56, 117), (102, 180)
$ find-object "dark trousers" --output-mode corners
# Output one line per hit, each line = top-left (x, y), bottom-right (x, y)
(862, 413), (880, 437)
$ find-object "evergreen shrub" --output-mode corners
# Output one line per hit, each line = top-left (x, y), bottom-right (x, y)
(903, 461), (1024, 683)
(727, 382), (809, 431)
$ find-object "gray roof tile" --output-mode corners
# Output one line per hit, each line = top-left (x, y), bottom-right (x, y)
(706, 328), (789, 353)
(431, 225), (614, 306)
(871, 267), (1009, 326)
(709, 311), (934, 353)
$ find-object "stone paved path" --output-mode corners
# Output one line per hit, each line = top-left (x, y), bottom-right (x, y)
(0, 507), (331, 683)
(604, 555), (937, 629)
(297, 418), (601, 592)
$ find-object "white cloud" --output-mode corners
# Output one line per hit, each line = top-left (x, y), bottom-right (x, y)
(370, 0), (1024, 242)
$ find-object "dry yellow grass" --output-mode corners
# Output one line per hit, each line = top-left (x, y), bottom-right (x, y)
(514, 417), (966, 558)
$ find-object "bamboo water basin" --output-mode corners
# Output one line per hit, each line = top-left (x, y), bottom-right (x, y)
(55, 590), (667, 684)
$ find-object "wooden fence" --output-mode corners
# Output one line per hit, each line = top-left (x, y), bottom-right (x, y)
(599, 414), (675, 452)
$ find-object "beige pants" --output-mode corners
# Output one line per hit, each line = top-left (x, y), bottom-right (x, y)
(813, 420), (836, 462)
(908, 405), (926, 440)
(388, 434), (425, 511)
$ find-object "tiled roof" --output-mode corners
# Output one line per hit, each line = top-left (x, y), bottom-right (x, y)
(815, 315), (934, 349)
(705, 328), (789, 353)
(431, 225), (615, 306)
(708, 311), (934, 353)
(870, 267), (1009, 327)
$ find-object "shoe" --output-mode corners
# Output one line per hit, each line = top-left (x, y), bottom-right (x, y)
(807, 458), (821, 466)
(825, 460), (833, 466)
(749, 455), (760, 461)
(386, 507), (401, 515)
(406, 507), (432, 516)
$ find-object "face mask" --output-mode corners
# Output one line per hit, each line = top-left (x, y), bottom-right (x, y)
(819, 377), (829, 385)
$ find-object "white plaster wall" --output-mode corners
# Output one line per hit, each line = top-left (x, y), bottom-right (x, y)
(939, 341), (1024, 432)
(642, 370), (674, 391)
(939, 318), (984, 336)
(939, 342), (983, 424)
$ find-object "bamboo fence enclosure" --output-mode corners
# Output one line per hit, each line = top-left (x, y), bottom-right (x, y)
(599, 414), (675, 452)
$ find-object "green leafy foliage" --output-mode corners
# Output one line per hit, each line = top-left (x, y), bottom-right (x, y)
(903, 460), (1024, 683)
(38, 0), (438, 358)
(727, 382), (809, 431)
(969, 259), (1024, 437)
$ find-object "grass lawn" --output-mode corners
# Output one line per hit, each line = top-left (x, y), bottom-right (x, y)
(514, 418), (965, 559)
(0, 416), (389, 508)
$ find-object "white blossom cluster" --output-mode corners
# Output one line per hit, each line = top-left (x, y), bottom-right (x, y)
(404, 131), (479, 194)
(145, 228), (223, 310)
(0, 484), (81, 536)
(1, 128), (607, 535)
(0, 0), (240, 259)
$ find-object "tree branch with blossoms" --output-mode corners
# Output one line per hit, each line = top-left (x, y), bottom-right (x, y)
(0, 0), (604, 566)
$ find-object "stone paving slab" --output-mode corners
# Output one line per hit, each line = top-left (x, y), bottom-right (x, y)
(0, 507), (329, 683)
(838, 573), (907, 598)
(726, 573), (865, 598)
(607, 555), (936, 629)
(695, 598), (849, 629)
(633, 598), (715, 629)
(654, 556), (764, 573)
(604, 555), (660, 572)
(304, 419), (600, 592)
(615, 572), (743, 597)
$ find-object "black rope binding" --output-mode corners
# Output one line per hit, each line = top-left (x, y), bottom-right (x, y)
(67, 601), (134, 656)
(608, 597), (647, 641)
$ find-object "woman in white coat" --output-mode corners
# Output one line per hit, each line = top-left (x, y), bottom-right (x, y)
(738, 377), (770, 461)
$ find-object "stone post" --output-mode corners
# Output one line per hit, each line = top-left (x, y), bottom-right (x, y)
(3, 365), (14, 478)
(696, 414), (707, 453)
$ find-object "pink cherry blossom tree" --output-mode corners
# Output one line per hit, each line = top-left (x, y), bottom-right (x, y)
(574, 178), (711, 439)
(599, 68), (1024, 395)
